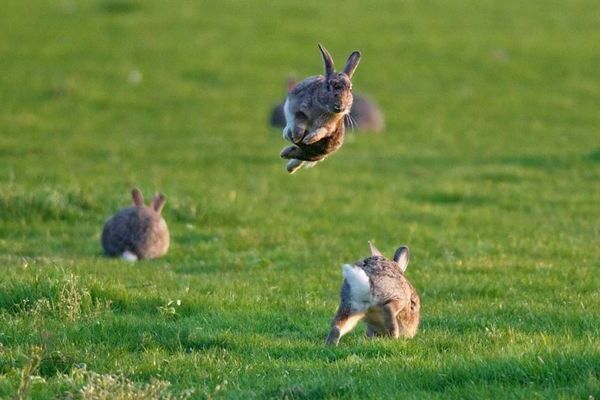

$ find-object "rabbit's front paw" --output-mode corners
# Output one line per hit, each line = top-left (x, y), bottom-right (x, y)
(286, 159), (304, 174)
(303, 127), (327, 144)
(291, 126), (306, 143)
(302, 132), (319, 144)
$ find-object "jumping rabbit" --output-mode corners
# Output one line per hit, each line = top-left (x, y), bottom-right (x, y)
(280, 44), (361, 173)
(270, 78), (384, 133)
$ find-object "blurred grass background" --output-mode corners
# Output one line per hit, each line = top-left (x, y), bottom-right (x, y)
(0, 0), (599, 398)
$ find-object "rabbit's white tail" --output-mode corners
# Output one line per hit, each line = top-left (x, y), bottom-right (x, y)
(121, 250), (138, 262)
(343, 264), (371, 309)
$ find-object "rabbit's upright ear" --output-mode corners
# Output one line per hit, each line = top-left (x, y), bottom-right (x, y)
(368, 241), (383, 257)
(131, 188), (144, 206)
(393, 246), (409, 272)
(318, 43), (335, 76)
(343, 51), (361, 79)
(151, 193), (166, 214)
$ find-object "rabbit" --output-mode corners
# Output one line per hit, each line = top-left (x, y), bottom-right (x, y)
(280, 43), (361, 173)
(270, 78), (384, 133)
(326, 242), (420, 346)
(101, 188), (170, 261)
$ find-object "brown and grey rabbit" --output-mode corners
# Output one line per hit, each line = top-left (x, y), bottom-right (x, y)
(326, 242), (420, 346)
(271, 78), (384, 133)
(280, 44), (361, 173)
(101, 188), (170, 261)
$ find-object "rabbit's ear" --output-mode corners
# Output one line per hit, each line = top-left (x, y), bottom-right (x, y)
(131, 188), (144, 206)
(368, 241), (383, 257)
(343, 51), (361, 79)
(151, 193), (166, 214)
(318, 43), (335, 76)
(393, 246), (410, 272)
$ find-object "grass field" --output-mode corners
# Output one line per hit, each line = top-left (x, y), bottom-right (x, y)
(1, 0), (599, 398)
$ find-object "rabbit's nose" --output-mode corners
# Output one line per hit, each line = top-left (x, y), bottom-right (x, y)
(333, 104), (343, 112)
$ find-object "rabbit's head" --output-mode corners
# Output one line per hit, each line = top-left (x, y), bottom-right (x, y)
(316, 44), (361, 115)
(131, 188), (166, 214)
(369, 241), (410, 272)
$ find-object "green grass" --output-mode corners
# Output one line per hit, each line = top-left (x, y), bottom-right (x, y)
(1, 0), (599, 398)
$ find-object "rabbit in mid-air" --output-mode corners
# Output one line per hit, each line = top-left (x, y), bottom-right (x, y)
(280, 44), (361, 173)
(326, 242), (420, 346)
(101, 188), (170, 261)
(270, 79), (384, 133)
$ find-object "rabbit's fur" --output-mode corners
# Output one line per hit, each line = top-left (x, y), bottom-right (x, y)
(326, 242), (420, 346)
(270, 79), (384, 133)
(101, 188), (170, 261)
(280, 44), (361, 173)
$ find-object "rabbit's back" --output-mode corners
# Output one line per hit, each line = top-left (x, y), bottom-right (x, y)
(357, 256), (414, 306)
(101, 207), (169, 259)
(286, 76), (325, 117)
(289, 75), (324, 97)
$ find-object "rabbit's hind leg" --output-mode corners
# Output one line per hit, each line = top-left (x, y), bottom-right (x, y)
(366, 324), (381, 338)
(303, 161), (319, 169)
(398, 295), (420, 338)
(283, 100), (308, 143)
(280, 145), (303, 159)
(326, 307), (365, 346)
(290, 109), (309, 143)
(283, 123), (306, 143)
(286, 159), (305, 174)
(291, 124), (307, 143)
(280, 146), (307, 173)
(383, 300), (401, 338)
(302, 126), (328, 145)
